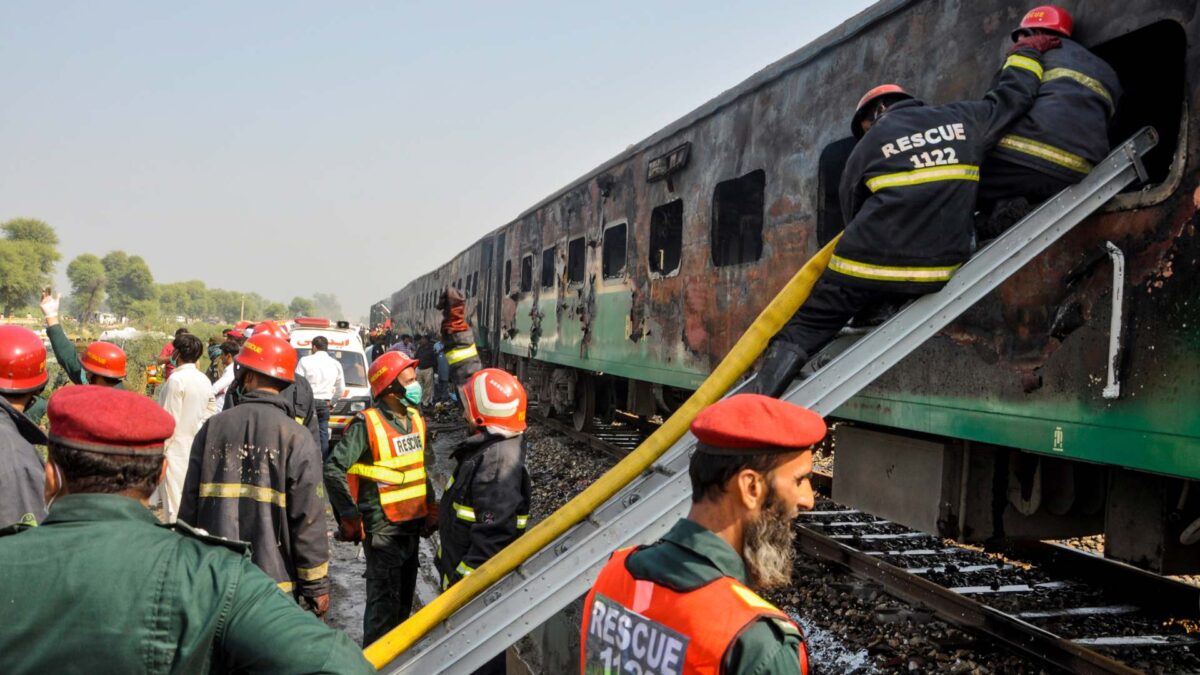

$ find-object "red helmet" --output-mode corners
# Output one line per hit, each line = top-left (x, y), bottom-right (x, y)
(851, 84), (912, 138)
(461, 368), (527, 434)
(81, 341), (126, 379)
(0, 325), (48, 393)
(252, 320), (289, 341)
(235, 332), (297, 383)
(368, 351), (419, 399)
(1013, 5), (1072, 41)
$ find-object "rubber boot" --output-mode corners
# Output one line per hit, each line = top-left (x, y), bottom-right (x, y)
(748, 342), (808, 398)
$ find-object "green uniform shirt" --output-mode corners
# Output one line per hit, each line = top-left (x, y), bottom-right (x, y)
(625, 519), (805, 675)
(0, 494), (372, 675)
(23, 395), (46, 427)
(324, 403), (429, 535)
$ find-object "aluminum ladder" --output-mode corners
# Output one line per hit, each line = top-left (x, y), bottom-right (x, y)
(383, 127), (1157, 674)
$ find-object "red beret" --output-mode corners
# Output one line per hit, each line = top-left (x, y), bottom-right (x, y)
(691, 394), (826, 455)
(48, 385), (175, 455)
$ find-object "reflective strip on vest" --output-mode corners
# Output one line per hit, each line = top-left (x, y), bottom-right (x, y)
(278, 581), (295, 593)
(456, 560), (475, 577)
(517, 515), (529, 529)
(379, 483), (427, 505)
(453, 502), (476, 522)
(997, 134), (1094, 175)
(1004, 53), (1044, 79)
(347, 464), (427, 486)
(865, 164), (980, 192)
(445, 344), (479, 365)
(1044, 67), (1115, 114)
(297, 562), (329, 581)
(198, 482), (287, 507)
(829, 255), (961, 283)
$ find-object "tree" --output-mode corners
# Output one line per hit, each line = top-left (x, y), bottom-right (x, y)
(128, 299), (160, 323)
(67, 254), (107, 321)
(312, 293), (344, 320)
(0, 241), (43, 315)
(289, 296), (315, 317)
(0, 218), (60, 315)
(102, 251), (157, 317)
(158, 282), (190, 318)
(264, 303), (288, 320)
(2, 218), (60, 275)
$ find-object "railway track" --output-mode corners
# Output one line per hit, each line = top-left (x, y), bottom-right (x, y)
(528, 412), (1200, 673)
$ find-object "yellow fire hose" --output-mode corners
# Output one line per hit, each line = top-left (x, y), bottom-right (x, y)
(365, 234), (841, 668)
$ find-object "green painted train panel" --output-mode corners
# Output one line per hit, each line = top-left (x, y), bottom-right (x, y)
(502, 290), (707, 390)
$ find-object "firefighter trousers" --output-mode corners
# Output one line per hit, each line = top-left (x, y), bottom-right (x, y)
(775, 276), (921, 357)
(362, 526), (420, 646)
(978, 156), (1076, 211)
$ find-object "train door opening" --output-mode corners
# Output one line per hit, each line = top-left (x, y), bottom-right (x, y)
(817, 137), (858, 246)
(649, 200), (683, 277)
(1092, 20), (1186, 192)
(520, 255), (533, 293)
(541, 246), (556, 289)
(602, 223), (627, 280)
(567, 236), (585, 285)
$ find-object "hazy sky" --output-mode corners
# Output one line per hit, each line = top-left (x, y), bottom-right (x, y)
(1, 1), (874, 319)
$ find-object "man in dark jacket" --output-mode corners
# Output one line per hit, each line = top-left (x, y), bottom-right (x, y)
(750, 35), (1059, 397)
(0, 326), (50, 528)
(979, 5), (1122, 222)
(179, 331), (331, 617)
(324, 350), (436, 645)
(223, 320), (322, 448)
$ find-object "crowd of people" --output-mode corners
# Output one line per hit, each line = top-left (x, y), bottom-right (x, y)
(0, 5), (1121, 673)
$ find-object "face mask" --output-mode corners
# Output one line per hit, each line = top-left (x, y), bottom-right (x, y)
(403, 382), (422, 406)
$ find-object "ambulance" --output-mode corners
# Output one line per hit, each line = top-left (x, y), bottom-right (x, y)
(287, 317), (372, 442)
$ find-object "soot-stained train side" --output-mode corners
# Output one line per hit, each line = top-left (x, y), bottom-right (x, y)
(378, 0), (1200, 573)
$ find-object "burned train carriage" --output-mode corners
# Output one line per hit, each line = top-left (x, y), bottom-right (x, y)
(381, 0), (1198, 574)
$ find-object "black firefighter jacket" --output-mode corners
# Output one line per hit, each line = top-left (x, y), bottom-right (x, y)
(0, 396), (47, 529)
(224, 373), (321, 449)
(831, 45), (1046, 294)
(435, 432), (531, 589)
(990, 37), (1122, 183)
(179, 389), (331, 599)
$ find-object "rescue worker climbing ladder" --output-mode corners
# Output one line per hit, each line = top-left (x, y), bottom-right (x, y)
(751, 29), (1062, 397)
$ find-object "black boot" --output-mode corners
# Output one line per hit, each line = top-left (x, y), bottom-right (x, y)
(748, 342), (808, 398)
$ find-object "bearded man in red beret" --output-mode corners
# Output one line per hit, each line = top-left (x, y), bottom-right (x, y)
(581, 394), (823, 675)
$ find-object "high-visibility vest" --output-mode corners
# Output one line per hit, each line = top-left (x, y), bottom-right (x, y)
(580, 548), (809, 675)
(347, 407), (429, 523)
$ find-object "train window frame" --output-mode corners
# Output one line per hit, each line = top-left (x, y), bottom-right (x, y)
(541, 246), (557, 289)
(566, 236), (586, 285)
(602, 221), (628, 282)
(711, 169), (766, 267)
(1096, 20), (1188, 212)
(504, 259), (512, 294)
(649, 199), (684, 278)
(520, 255), (533, 293)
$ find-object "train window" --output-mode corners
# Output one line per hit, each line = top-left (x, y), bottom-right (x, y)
(817, 137), (857, 246)
(567, 236), (585, 284)
(504, 259), (512, 294)
(472, 271), (479, 296)
(1092, 21), (1185, 191)
(649, 200), (683, 276)
(602, 223), (627, 280)
(520, 255), (533, 293)
(711, 170), (765, 267)
(541, 246), (556, 288)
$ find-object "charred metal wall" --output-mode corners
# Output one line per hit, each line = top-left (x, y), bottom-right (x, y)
(385, 0), (1200, 476)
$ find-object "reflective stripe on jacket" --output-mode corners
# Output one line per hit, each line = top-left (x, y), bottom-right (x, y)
(990, 38), (1122, 181)
(348, 407), (429, 523)
(831, 46), (1044, 293)
(581, 548), (809, 675)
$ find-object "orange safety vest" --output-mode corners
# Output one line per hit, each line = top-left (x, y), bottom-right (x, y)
(347, 407), (429, 523)
(580, 548), (809, 675)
